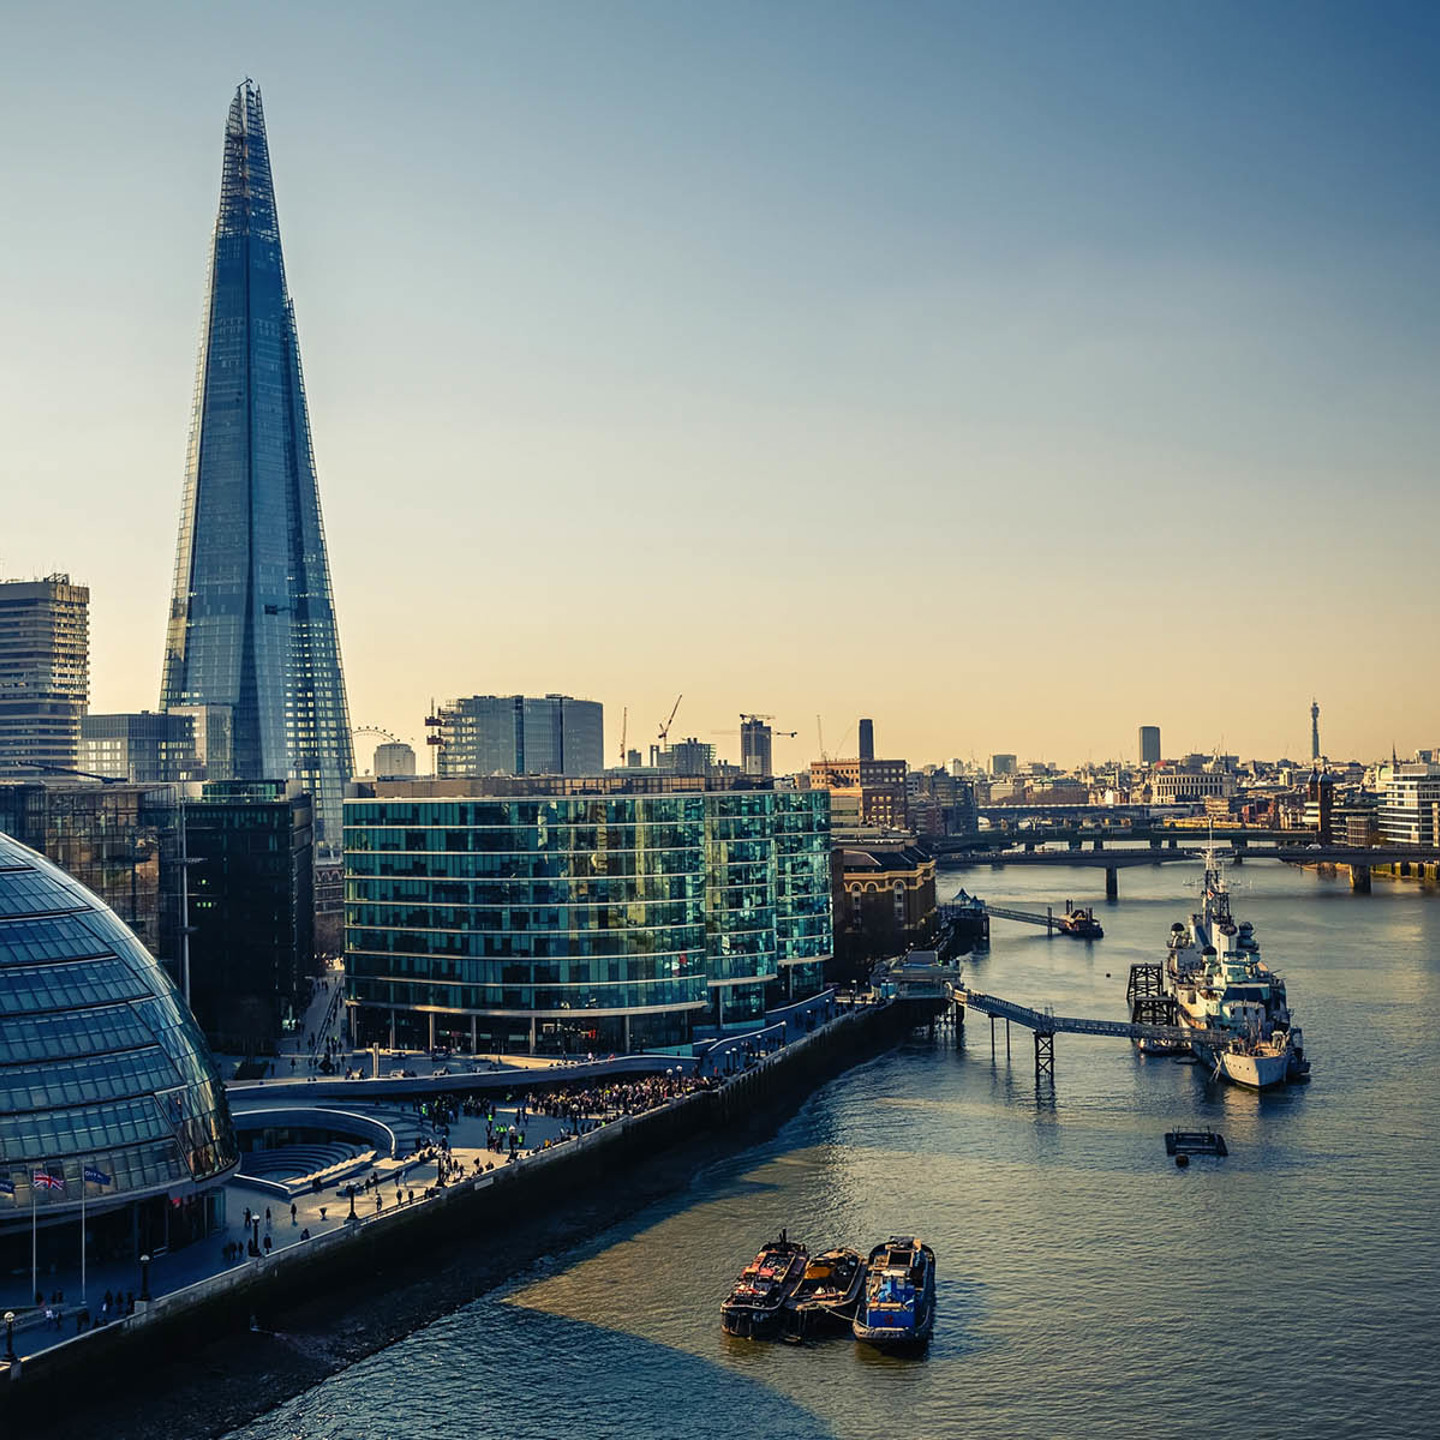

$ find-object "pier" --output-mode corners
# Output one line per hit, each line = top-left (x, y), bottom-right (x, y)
(981, 902), (1103, 937)
(953, 986), (1225, 1081)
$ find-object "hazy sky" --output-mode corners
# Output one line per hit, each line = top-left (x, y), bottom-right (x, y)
(3, 1), (1437, 770)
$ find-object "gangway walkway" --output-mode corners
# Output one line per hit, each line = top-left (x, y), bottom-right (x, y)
(954, 987), (1228, 1079)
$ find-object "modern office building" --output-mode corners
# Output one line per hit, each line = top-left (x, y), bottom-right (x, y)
(0, 780), (183, 973)
(435, 695), (604, 778)
(1139, 725), (1162, 766)
(1379, 764), (1440, 846)
(0, 575), (89, 775)
(0, 829), (238, 1272)
(184, 780), (315, 1054)
(159, 81), (353, 846)
(343, 776), (831, 1053)
(81, 712), (198, 783)
(989, 754), (1018, 777)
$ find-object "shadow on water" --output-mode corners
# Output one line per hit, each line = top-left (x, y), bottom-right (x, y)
(231, 1304), (837, 1440)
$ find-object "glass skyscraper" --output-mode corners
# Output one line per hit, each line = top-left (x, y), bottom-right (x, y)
(160, 81), (353, 846)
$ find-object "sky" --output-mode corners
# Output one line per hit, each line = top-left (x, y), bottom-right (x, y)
(2, 0), (1438, 771)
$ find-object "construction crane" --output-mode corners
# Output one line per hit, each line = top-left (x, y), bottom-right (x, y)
(658, 693), (683, 745)
(816, 715), (828, 764)
(618, 706), (628, 765)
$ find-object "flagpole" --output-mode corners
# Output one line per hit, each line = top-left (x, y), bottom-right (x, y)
(81, 1164), (87, 1304)
(31, 1179), (38, 1308)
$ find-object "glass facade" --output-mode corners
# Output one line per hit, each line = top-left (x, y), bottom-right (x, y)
(436, 695), (605, 779)
(160, 81), (353, 845)
(774, 788), (834, 1002)
(344, 782), (832, 1051)
(0, 830), (239, 1229)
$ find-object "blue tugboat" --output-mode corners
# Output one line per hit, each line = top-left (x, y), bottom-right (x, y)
(852, 1236), (935, 1349)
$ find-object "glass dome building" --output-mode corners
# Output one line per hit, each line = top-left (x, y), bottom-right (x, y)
(0, 830), (238, 1267)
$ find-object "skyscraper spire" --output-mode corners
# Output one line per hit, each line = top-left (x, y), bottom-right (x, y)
(161, 81), (353, 845)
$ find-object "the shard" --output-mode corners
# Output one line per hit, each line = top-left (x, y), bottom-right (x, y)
(161, 81), (353, 846)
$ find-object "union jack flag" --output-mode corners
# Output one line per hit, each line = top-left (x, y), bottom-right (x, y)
(32, 1170), (64, 1192)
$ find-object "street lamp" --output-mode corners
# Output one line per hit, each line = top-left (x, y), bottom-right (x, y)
(346, 1184), (357, 1221)
(4, 1310), (15, 1362)
(139, 1253), (152, 1303)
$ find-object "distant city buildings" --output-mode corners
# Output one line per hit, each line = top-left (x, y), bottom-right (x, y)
(436, 694), (604, 778)
(159, 82), (353, 846)
(0, 574), (89, 774)
(652, 736), (716, 777)
(809, 757), (908, 833)
(1139, 725), (1161, 765)
(989, 753), (1017, 777)
(1380, 764), (1440, 846)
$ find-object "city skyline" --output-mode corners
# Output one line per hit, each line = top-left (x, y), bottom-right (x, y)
(3, 3), (1439, 767)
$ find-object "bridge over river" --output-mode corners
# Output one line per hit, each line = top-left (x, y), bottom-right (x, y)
(936, 842), (1440, 895)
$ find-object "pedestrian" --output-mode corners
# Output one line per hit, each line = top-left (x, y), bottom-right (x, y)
(126, 1290), (135, 1315)
(262, 1233), (272, 1255)
(375, 1193), (382, 1213)
(290, 1202), (298, 1224)
(265, 1206), (272, 1227)
(300, 1227), (310, 1241)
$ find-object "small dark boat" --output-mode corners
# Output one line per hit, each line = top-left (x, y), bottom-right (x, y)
(721, 1232), (808, 1339)
(784, 1248), (865, 1339)
(853, 1236), (935, 1348)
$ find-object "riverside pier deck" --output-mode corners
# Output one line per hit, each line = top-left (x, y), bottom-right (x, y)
(954, 987), (1224, 1079)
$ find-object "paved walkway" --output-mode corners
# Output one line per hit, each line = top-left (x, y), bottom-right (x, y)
(4, 1098), (570, 1356)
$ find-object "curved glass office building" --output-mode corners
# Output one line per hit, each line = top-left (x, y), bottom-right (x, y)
(345, 779), (833, 1053)
(0, 831), (238, 1266)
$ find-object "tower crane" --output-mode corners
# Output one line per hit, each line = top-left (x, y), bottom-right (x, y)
(658, 693), (683, 745)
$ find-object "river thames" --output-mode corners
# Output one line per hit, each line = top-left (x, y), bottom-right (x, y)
(232, 860), (1439, 1439)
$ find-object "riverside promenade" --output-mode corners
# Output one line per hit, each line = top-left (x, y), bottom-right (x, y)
(1, 987), (863, 1389)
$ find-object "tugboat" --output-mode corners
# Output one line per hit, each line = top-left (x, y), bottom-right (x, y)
(784, 1247), (865, 1339)
(721, 1231), (808, 1338)
(852, 1236), (935, 1349)
(1059, 906), (1104, 939)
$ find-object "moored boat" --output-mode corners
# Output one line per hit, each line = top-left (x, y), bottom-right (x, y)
(721, 1232), (808, 1338)
(784, 1248), (865, 1338)
(852, 1236), (935, 1348)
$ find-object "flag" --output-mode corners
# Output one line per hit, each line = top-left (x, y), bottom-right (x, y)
(0, 1176), (14, 1197)
(84, 1166), (113, 1187)
(32, 1170), (64, 1192)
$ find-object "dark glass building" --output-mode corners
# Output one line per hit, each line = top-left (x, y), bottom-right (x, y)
(0, 829), (238, 1268)
(160, 81), (353, 846)
(184, 781), (315, 1055)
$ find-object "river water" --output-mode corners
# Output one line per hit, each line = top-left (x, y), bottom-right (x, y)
(232, 860), (1440, 1439)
